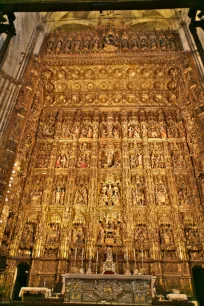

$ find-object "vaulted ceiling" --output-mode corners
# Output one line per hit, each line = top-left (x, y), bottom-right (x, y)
(42, 9), (183, 33)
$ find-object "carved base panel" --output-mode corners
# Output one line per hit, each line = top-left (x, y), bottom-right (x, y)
(62, 274), (154, 305)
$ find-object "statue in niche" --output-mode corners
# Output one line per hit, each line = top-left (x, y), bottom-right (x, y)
(128, 126), (134, 138)
(133, 124), (141, 138)
(101, 247), (116, 274)
(78, 143), (91, 168)
(92, 121), (98, 138)
(128, 115), (140, 138)
(140, 37), (148, 49)
(155, 185), (168, 205)
(71, 120), (80, 139)
(168, 36), (176, 50)
(47, 40), (54, 53)
(103, 32), (119, 51)
(101, 125), (107, 138)
(139, 111), (147, 136)
(121, 35), (129, 49)
(98, 216), (122, 246)
(54, 186), (65, 205)
(177, 120), (186, 138)
(155, 177), (168, 205)
(130, 149), (142, 168)
(80, 124), (88, 138)
(98, 223), (105, 244)
(99, 183), (120, 207)
(4, 212), (14, 238)
(150, 148), (164, 168)
(46, 223), (60, 244)
(38, 112), (56, 137)
(148, 118), (160, 138)
(167, 115), (178, 138)
(131, 36), (139, 50)
(55, 153), (70, 168)
(160, 35), (167, 49)
(78, 152), (90, 168)
(132, 186), (145, 206)
(74, 187), (88, 206)
(55, 40), (63, 54)
(72, 38), (81, 51)
(160, 123), (167, 138)
(100, 149), (120, 168)
(93, 35), (100, 50)
(36, 143), (51, 168)
(30, 187), (43, 205)
(64, 39), (72, 52)
(134, 225), (149, 247)
(185, 227), (200, 246)
(87, 125), (93, 138)
(177, 181), (190, 205)
(21, 222), (36, 250)
(171, 148), (185, 168)
(44, 248), (58, 258)
(72, 225), (85, 245)
(83, 37), (91, 50)
(150, 35), (157, 49)
(112, 126), (120, 138)
(160, 225), (173, 246)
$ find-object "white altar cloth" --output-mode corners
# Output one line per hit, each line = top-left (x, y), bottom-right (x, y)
(166, 293), (188, 301)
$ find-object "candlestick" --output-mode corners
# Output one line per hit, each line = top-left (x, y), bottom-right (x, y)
(96, 251), (98, 274)
(80, 248), (84, 274)
(133, 249), (138, 275)
(152, 242), (155, 259)
(125, 253), (131, 276)
(141, 249), (144, 269)
(74, 247), (77, 267)
(179, 242), (183, 259)
(86, 255), (92, 274)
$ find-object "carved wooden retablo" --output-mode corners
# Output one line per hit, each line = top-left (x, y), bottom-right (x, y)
(0, 21), (203, 300)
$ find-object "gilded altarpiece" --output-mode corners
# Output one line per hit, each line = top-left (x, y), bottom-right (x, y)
(0, 26), (204, 299)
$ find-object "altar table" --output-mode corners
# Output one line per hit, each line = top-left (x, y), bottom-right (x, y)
(62, 273), (156, 305)
(19, 287), (52, 301)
